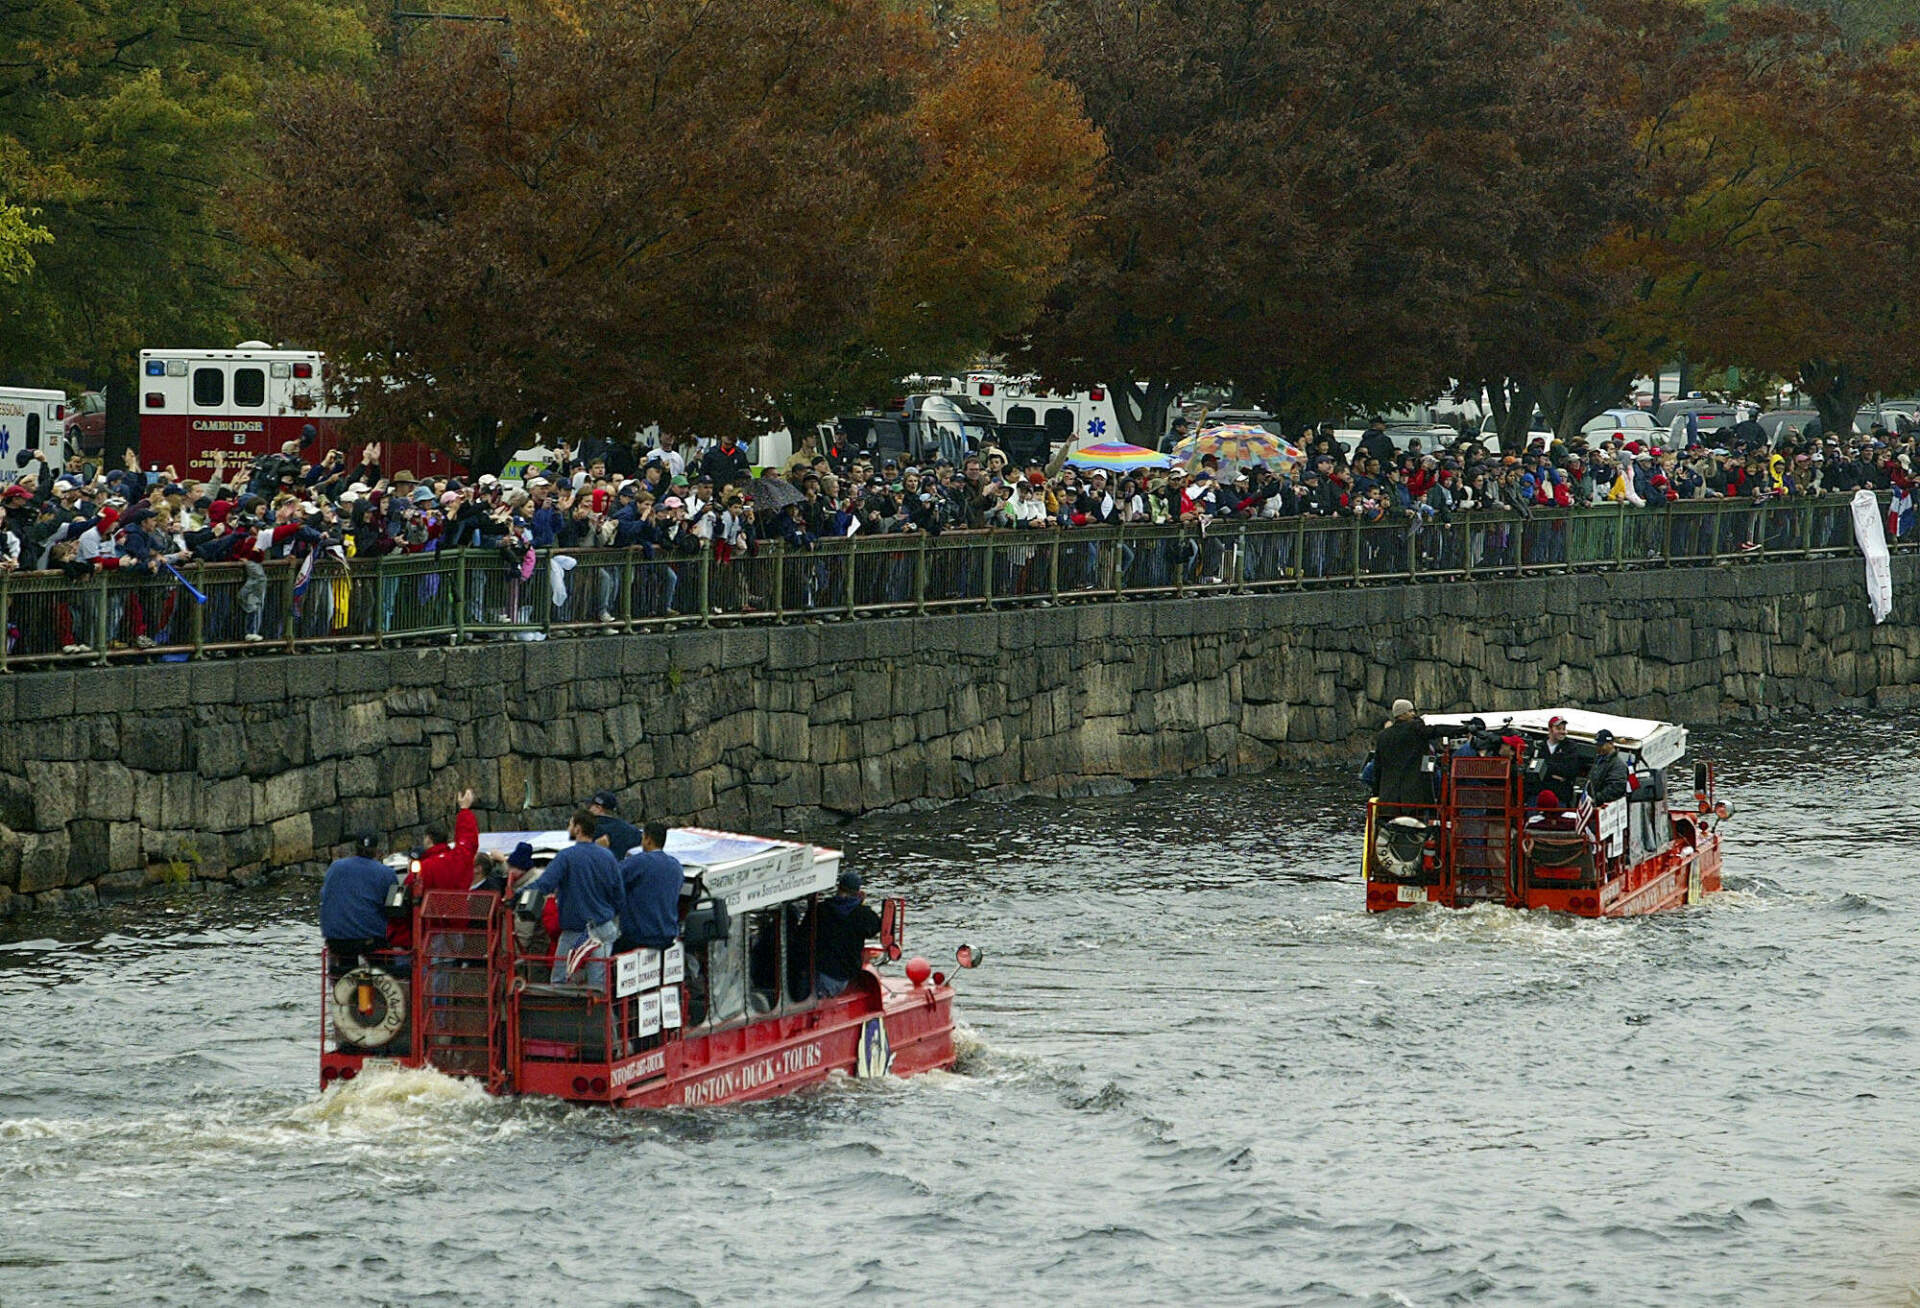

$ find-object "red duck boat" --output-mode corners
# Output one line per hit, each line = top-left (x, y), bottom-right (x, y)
(1364, 709), (1733, 917)
(320, 828), (976, 1106)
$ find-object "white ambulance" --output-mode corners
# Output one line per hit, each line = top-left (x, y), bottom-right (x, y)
(962, 371), (1135, 451)
(0, 386), (72, 483)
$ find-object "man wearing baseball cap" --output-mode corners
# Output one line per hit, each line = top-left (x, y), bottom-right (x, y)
(586, 790), (642, 859)
(1584, 728), (1631, 805)
(1536, 714), (1582, 805)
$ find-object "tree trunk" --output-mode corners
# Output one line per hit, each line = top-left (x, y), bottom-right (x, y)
(1801, 360), (1866, 440)
(1111, 378), (1177, 451)
(1537, 366), (1633, 444)
(466, 415), (503, 476)
(102, 368), (139, 470)
(1480, 376), (1540, 453)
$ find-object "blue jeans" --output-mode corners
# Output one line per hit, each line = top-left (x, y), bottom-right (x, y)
(815, 973), (850, 999)
(552, 928), (612, 988)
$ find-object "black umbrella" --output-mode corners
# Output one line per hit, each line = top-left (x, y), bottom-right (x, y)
(749, 475), (806, 513)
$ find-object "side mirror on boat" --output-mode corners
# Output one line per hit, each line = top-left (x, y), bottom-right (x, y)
(682, 896), (731, 946)
(879, 897), (905, 962)
(955, 944), (983, 969)
(1713, 800), (1735, 822)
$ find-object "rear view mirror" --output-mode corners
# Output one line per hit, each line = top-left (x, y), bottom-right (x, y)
(879, 897), (904, 961)
(955, 944), (983, 969)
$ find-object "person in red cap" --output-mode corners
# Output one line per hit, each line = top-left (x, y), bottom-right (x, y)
(1533, 714), (1583, 806)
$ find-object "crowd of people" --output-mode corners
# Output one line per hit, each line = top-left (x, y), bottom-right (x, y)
(2, 409), (1912, 656)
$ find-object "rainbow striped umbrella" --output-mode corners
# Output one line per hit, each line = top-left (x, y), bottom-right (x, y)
(1172, 423), (1306, 467)
(1064, 441), (1171, 471)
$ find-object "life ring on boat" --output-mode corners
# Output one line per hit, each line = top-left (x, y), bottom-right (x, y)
(1373, 817), (1430, 878)
(332, 966), (407, 1048)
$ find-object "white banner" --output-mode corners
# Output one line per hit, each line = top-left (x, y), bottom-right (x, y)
(635, 991), (661, 1037)
(1852, 488), (1894, 624)
(662, 941), (684, 986)
(661, 986), (682, 1030)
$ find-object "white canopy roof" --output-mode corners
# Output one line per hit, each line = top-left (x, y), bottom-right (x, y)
(1421, 708), (1688, 770)
(474, 827), (843, 914)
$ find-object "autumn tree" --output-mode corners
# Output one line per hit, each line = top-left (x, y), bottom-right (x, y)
(1452, 0), (1676, 449)
(1010, 0), (1574, 446)
(246, 0), (1100, 468)
(1666, 25), (1920, 435)
(772, 23), (1103, 431)
(1460, 2), (1889, 445)
(0, 0), (367, 444)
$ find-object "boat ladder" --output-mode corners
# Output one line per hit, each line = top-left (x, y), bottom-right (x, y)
(416, 891), (504, 1081)
(1446, 757), (1518, 906)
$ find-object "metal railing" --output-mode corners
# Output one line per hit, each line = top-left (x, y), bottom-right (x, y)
(0, 494), (1905, 670)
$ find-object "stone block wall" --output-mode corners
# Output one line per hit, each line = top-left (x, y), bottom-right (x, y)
(2, 555), (1916, 916)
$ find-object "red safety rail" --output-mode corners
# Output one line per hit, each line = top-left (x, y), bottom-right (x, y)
(1441, 756), (1521, 906)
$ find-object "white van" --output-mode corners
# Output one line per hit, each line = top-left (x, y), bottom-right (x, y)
(0, 386), (71, 482)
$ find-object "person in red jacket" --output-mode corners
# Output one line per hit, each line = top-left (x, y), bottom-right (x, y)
(410, 788), (480, 896)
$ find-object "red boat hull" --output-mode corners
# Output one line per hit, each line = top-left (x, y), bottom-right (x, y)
(321, 969), (955, 1108)
(1366, 829), (1724, 917)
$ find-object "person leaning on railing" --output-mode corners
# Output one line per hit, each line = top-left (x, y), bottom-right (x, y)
(0, 488), (24, 574)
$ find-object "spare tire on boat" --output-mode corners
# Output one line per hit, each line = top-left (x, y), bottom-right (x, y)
(1373, 817), (1430, 879)
(332, 966), (408, 1049)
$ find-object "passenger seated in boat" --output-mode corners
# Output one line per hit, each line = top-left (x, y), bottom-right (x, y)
(1584, 730), (1631, 804)
(477, 841), (533, 895)
(614, 823), (682, 953)
(807, 869), (882, 999)
(1524, 790), (1578, 828)
(320, 831), (400, 977)
(1531, 716), (1582, 803)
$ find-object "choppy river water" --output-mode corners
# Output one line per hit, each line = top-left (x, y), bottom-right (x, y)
(4, 715), (1920, 1306)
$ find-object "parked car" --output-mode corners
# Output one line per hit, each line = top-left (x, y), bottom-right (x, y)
(1478, 411), (1553, 442)
(1581, 409), (1666, 444)
(62, 389), (105, 455)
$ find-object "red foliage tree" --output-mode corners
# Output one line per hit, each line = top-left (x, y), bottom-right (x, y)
(244, 1), (1099, 469)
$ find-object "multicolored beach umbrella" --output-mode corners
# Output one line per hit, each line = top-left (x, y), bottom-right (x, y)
(1171, 423), (1307, 467)
(1064, 441), (1172, 471)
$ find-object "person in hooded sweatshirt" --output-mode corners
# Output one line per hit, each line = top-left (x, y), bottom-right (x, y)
(807, 870), (882, 998)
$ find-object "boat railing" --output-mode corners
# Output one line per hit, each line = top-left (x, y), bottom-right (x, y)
(3, 490), (1909, 670)
(1517, 805), (1602, 889)
(507, 943), (686, 1080)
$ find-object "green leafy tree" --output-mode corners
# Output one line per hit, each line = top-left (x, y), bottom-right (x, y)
(0, 0), (367, 442)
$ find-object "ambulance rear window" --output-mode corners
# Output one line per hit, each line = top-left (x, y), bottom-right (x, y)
(234, 368), (265, 407)
(193, 368), (224, 407)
